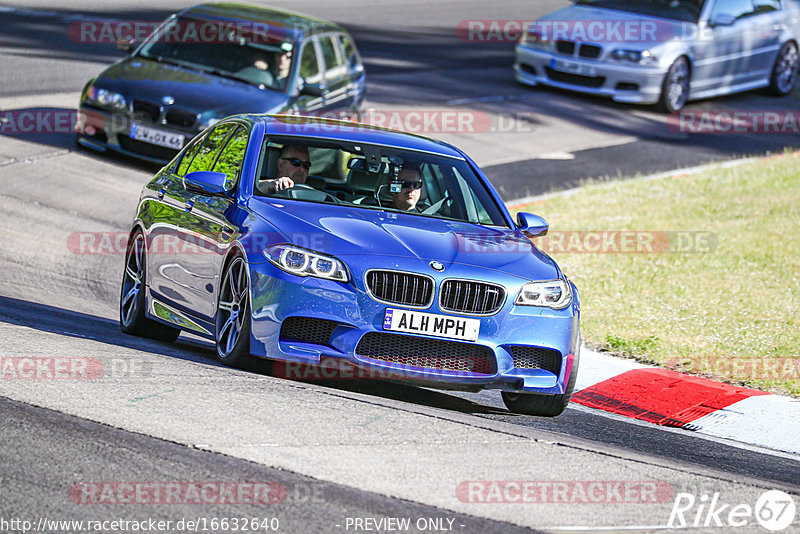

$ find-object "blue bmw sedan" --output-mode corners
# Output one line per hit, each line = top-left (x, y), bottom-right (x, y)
(120, 115), (580, 416)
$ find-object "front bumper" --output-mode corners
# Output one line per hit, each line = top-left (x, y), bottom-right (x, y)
(76, 104), (197, 164)
(515, 44), (667, 105)
(247, 256), (580, 395)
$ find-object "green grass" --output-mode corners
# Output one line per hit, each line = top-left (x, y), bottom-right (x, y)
(511, 151), (800, 396)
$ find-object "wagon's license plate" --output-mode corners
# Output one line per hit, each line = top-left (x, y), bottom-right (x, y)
(383, 308), (480, 342)
(550, 58), (598, 77)
(130, 123), (184, 149)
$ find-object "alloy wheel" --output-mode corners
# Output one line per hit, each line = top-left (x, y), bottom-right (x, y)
(216, 257), (249, 357)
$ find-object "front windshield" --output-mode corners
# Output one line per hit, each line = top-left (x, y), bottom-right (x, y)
(253, 136), (510, 227)
(576, 0), (706, 22)
(137, 16), (295, 92)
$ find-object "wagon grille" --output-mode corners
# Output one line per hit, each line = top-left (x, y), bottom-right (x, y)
(280, 317), (339, 346)
(440, 280), (505, 315)
(355, 332), (496, 374)
(132, 100), (161, 123)
(165, 108), (198, 129)
(509, 346), (562, 375)
(366, 270), (433, 307)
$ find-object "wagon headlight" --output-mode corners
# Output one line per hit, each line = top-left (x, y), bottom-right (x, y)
(264, 245), (348, 282)
(87, 87), (128, 111)
(609, 49), (658, 66)
(515, 279), (572, 309)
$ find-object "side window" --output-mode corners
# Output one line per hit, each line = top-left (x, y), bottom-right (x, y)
(338, 34), (361, 71)
(753, 0), (780, 12)
(711, 0), (756, 20)
(212, 126), (249, 190)
(176, 134), (206, 176)
(186, 123), (236, 175)
(299, 40), (322, 84)
(319, 35), (346, 81)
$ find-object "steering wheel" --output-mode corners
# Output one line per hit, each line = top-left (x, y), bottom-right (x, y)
(276, 183), (340, 204)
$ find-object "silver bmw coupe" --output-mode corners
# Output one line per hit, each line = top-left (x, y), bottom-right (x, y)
(515, 0), (800, 111)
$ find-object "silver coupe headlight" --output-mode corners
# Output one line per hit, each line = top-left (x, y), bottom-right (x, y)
(263, 245), (348, 282)
(515, 279), (572, 309)
(609, 49), (658, 66)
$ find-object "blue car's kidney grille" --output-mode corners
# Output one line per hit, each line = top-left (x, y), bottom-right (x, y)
(356, 332), (496, 374)
(366, 270), (433, 307)
(440, 280), (505, 315)
(509, 346), (562, 375)
(280, 317), (339, 346)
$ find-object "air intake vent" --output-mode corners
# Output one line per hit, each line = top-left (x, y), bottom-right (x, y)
(356, 332), (496, 374)
(509, 346), (562, 375)
(366, 270), (434, 308)
(440, 280), (505, 315)
(280, 317), (339, 346)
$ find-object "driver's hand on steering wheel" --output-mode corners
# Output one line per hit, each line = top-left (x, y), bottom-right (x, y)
(270, 177), (295, 193)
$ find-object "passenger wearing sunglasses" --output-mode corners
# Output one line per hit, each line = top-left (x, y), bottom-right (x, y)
(391, 167), (425, 212)
(266, 145), (312, 193)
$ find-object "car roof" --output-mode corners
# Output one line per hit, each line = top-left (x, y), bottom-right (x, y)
(245, 115), (467, 159)
(179, 2), (346, 42)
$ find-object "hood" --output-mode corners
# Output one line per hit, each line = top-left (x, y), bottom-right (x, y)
(539, 4), (696, 47)
(95, 57), (289, 119)
(249, 198), (560, 281)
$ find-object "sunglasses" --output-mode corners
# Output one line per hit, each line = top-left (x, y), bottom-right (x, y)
(399, 180), (423, 190)
(281, 157), (311, 169)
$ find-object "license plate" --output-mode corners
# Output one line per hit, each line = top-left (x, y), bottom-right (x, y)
(383, 308), (480, 342)
(550, 58), (598, 77)
(130, 123), (184, 150)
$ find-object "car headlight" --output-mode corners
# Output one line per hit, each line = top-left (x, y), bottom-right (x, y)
(609, 49), (658, 66)
(520, 29), (554, 51)
(515, 279), (572, 309)
(264, 245), (349, 282)
(87, 87), (128, 111)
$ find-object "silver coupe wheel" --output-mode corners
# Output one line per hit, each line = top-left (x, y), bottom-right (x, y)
(772, 42), (799, 96)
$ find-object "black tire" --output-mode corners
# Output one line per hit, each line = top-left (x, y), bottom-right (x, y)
(215, 254), (253, 368)
(657, 57), (691, 113)
(501, 341), (581, 417)
(119, 231), (180, 342)
(769, 41), (799, 96)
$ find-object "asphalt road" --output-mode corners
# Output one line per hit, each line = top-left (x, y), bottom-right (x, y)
(1, 1), (799, 532)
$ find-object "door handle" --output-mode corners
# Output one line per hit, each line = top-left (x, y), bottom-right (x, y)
(185, 199), (194, 212)
(158, 188), (166, 200)
(220, 227), (233, 240)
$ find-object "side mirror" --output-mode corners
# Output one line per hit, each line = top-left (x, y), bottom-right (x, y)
(183, 171), (228, 195)
(517, 212), (549, 237)
(116, 38), (135, 53)
(708, 14), (736, 27)
(300, 81), (327, 97)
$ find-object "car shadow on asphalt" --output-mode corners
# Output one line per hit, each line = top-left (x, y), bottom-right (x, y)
(0, 294), (508, 416)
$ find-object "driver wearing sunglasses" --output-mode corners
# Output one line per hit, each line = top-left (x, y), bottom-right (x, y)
(266, 145), (312, 193)
(391, 167), (425, 212)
